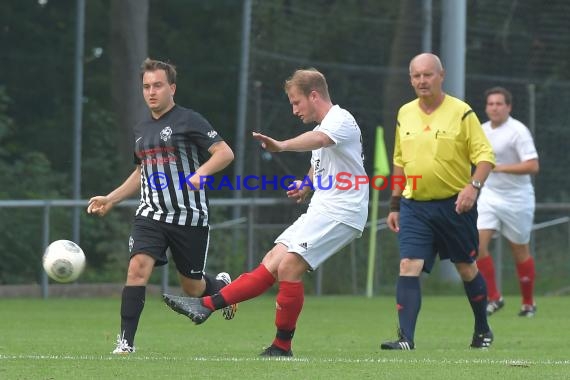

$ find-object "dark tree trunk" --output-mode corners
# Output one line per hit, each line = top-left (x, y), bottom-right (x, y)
(110, 0), (149, 176)
(381, 0), (422, 163)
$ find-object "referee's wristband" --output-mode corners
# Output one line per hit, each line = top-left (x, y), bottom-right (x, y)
(389, 196), (401, 212)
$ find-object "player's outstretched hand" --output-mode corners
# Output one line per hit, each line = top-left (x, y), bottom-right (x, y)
(252, 132), (284, 152)
(87, 196), (113, 217)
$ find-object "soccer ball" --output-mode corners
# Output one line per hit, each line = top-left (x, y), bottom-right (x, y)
(42, 240), (86, 283)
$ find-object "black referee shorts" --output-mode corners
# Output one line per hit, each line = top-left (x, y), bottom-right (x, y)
(129, 215), (210, 279)
(398, 195), (478, 273)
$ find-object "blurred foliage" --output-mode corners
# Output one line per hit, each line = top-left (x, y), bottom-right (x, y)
(0, 1), (242, 284)
(1, 0), (569, 292)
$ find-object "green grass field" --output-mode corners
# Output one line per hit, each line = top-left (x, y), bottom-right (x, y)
(1, 295), (569, 379)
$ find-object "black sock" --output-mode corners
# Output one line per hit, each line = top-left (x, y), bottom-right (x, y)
(202, 273), (225, 296)
(211, 293), (228, 310)
(396, 276), (421, 342)
(463, 272), (490, 334)
(120, 285), (145, 347)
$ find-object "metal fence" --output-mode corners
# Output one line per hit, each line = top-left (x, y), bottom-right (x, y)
(1, 199), (568, 298)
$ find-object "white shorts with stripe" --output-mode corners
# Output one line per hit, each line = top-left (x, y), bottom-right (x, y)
(274, 210), (361, 270)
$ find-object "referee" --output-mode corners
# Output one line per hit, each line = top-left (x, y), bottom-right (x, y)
(380, 53), (496, 350)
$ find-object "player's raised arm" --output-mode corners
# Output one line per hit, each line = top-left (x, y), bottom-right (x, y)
(252, 131), (333, 152)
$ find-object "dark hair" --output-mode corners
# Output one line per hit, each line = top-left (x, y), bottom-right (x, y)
(140, 58), (177, 84)
(485, 86), (512, 105)
(284, 68), (330, 101)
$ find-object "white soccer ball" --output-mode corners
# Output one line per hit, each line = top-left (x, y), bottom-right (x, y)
(42, 240), (86, 283)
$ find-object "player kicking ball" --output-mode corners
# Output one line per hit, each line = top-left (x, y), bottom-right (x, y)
(163, 68), (369, 357)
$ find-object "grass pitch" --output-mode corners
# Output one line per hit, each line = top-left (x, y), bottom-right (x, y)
(1, 295), (569, 379)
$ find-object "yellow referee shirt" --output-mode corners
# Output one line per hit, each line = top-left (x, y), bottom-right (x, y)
(393, 95), (495, 200)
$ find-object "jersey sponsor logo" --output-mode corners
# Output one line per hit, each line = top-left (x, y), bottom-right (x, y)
(299, 242), (308, 250)
(190, 269), (202, 274)
(207, 130), (218, 139)
(160, 126), (173, 141)
(136, 146), (178, 165)
(142, 156), (178, 165)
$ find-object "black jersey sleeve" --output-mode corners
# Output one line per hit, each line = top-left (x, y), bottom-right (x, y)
(186, 111), (224, 150)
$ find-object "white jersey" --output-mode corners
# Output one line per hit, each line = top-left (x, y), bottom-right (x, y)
(481, 116), (538, 198)
(307, 105), (369, 231)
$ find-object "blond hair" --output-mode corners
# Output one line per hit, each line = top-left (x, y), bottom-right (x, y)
(284, 68), (330, 101)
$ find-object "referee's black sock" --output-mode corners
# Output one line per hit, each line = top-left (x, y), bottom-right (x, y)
(396, 276), (421, 342)
(463, 272), (491, 334)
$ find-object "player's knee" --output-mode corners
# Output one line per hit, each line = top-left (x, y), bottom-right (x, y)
(126, 253), (154, 285)
(277, 254), (307, 281)
(399, 258), (422, 276)
(126, 266), (150, 285)
(261, 244), (287, 273)
(456, 262), (478, 281)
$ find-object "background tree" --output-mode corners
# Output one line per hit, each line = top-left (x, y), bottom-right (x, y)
(110, 0), (149, 176)
(381, 0), (422, 162)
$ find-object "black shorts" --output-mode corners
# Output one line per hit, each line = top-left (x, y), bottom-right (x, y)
(398, 195), (478, 273)
(129, 215), (210, 279)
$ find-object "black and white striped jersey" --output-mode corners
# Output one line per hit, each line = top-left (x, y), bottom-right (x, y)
(133, 105), (223, 226)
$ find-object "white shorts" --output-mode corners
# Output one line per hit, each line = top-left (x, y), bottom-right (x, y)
(477, 189), (534, 244)
(274, 210), (361, 270)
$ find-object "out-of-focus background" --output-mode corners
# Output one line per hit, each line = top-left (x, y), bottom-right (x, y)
(0, 0), (568, 296)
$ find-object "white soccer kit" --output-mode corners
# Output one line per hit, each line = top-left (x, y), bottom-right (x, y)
(477, 116), (538, 243)
(275, 105), (369, 270)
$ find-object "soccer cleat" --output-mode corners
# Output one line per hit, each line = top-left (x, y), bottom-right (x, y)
(380, 329), (415, 350)
(470, 330), (494, 348)
(486, 297), (505, 316)
(163, 294), (213, 324)
(215, 272), (238, 320)
(112, 332), (135, 354)
(518, 304), (537, 317)
(259, 344), (293, 357)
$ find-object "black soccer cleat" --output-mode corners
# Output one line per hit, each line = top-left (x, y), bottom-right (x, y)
(215, 272), (238, 320)
(259, 344), (293, 357)
(380, 329), (415, 350)
(162, 294), (213, 324)
(518, 304), (537, 317)
(470, 330), (494, 349)
(486, 297), (505, 316)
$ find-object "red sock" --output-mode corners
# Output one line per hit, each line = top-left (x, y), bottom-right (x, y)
(477, 255), (501, 301)
(272, 281), (304, 352)
(516, 257), (535, 306)
(202, 264), (276, 310)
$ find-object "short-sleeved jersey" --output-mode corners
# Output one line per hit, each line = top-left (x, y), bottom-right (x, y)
(308, 105), (369, 231)
(133, 105), (223, 226)
(393, 95), (495, 200)
(481, 116), (538, 195)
